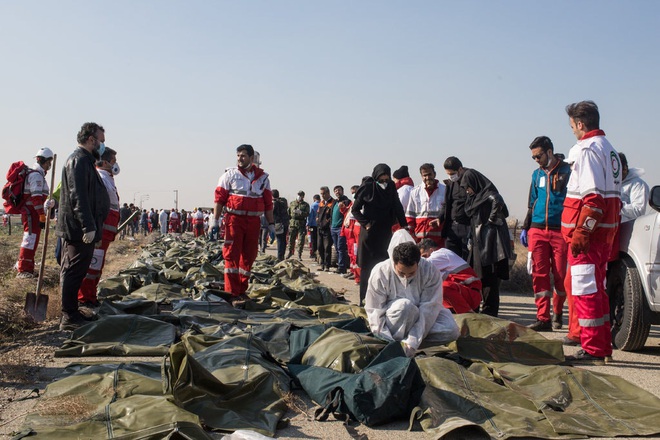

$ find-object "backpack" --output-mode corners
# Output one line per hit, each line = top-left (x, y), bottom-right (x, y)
(2, 161), (34, 214)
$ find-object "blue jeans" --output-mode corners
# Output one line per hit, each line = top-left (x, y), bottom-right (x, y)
(330, 226), (348, 270)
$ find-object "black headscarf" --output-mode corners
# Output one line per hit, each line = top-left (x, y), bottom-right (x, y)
(371, 163), (391, 181)
(357, 163), (394, 204)
(352, 163), (404, 226)
(461, 168), (505, 218)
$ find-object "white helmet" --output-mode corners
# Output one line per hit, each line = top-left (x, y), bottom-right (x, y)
(35, 147), (54, 160)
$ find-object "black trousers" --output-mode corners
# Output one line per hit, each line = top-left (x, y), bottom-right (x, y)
(444, 222), (470, 261)
(480, 267), (501, 317)
(276, 226), (288, 260)
(317, 228), (333, 268)
(60, 240), (95, 313)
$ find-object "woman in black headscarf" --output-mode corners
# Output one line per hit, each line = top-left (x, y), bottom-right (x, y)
(352, 163), (408, 305)
(461, 168), (512, 317)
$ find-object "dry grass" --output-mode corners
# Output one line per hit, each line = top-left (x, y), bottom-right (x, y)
(36, 394), (97, 424)
(501, 240), (533, 294)
(0, 223), (151, 341)
(0, 227), (37, 338)
(282, 391), (312, 418)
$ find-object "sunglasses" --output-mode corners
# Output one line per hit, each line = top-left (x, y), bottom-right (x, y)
(532, 152), (546, 160)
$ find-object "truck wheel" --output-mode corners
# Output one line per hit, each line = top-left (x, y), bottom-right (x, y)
(611, 264), (651, 351)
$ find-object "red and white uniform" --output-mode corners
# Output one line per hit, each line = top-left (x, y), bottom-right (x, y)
(169, 210), (180, 233)
(193, 210), (205, 237)
(405, 180), (445, 247)
(396, 177), (415, 212)
(425, 248), (482, 314)
(340, 202), (361, 283)
(17, 163), (48, 274)
(215, 166), (273, 296)
(78, 168), (120, 303)
(562, 130), (622, 357)
(528, 229), (567, 322)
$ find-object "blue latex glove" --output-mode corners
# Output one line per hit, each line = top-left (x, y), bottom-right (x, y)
(520, 229), (528, 247)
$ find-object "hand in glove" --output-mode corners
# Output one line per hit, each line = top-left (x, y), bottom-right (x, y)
(268, 223), (276, 235)
(570, 206), (603, 257)
(570, 228), (591, 257)
(45, 198), (56, 209)
(39, 214), (46, 230)
(82, 230), (96, 244)
(520, 229), (528, 247)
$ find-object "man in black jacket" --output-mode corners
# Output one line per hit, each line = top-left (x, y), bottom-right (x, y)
(272, 189), (289, 261)
(316, 186), (335, 271)
(56, 122), (110, 330)
(440, 156), (471, 261)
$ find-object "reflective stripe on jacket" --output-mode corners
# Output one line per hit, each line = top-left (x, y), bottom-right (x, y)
(214, 166), (273, 217)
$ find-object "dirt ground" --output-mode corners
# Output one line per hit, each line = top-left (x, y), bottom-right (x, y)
(1, 231), (659, 439)
(0, 228), (149, 438)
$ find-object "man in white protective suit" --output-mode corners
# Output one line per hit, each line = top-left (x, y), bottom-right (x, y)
(364, 229), (459, 357)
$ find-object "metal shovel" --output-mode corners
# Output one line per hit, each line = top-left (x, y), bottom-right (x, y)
(24, 154), (57, 322)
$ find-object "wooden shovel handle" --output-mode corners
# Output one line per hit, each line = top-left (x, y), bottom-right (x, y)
(35, 154), (57, 298)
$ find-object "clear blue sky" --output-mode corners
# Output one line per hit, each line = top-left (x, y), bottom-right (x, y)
(1, 1), (658, 219)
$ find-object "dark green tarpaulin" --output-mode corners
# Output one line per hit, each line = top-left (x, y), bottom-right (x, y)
(300, 326), (387, 373)
(449, 313), (564, 365)
(412, 357), (660, 439)
(289, 342), (425, 427)
(19, 234), (660, 439)
(55, 315), (177, 357)
(165, 333), (290, 436)
(492, 362), (660, 437)
(15, 363), (210, 439)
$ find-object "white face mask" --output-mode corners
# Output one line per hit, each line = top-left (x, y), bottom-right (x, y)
(297, 196), (302, 202)
(112, 163), (120, 175)
(448, 173), (459, 182)
(378, 182), (387, 190)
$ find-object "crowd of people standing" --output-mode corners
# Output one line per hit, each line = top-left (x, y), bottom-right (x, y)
(7, 100), (651, 366)
(214, 100), (645, 365)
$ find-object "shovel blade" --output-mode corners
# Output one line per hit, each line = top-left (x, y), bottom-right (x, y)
(24, 292), (48, 322)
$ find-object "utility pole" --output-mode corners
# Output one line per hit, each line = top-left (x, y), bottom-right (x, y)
(140, 194), (150, 210)
(174, 190), (179, 211)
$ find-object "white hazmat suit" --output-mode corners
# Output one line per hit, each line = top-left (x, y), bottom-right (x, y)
(365, 230), (459, 354)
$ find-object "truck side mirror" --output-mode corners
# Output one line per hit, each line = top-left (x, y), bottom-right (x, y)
(650, 186), (660, 212)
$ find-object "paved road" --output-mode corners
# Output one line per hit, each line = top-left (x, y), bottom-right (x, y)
(273, 251), (660, 440)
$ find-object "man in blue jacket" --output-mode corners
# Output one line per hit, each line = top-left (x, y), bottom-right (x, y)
(307, 194), (320, 259)
(521, 136), (571, 332)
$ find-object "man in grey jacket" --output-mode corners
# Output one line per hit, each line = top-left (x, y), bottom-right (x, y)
(56, 122), (110, 330)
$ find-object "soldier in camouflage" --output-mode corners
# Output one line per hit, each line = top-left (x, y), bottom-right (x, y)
(287, 190), (311, 259)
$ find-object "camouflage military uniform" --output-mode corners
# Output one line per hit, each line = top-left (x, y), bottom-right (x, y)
(287, 198), (310, 258)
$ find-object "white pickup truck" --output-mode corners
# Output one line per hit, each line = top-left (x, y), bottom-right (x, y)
(608, 185), (660, 351)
